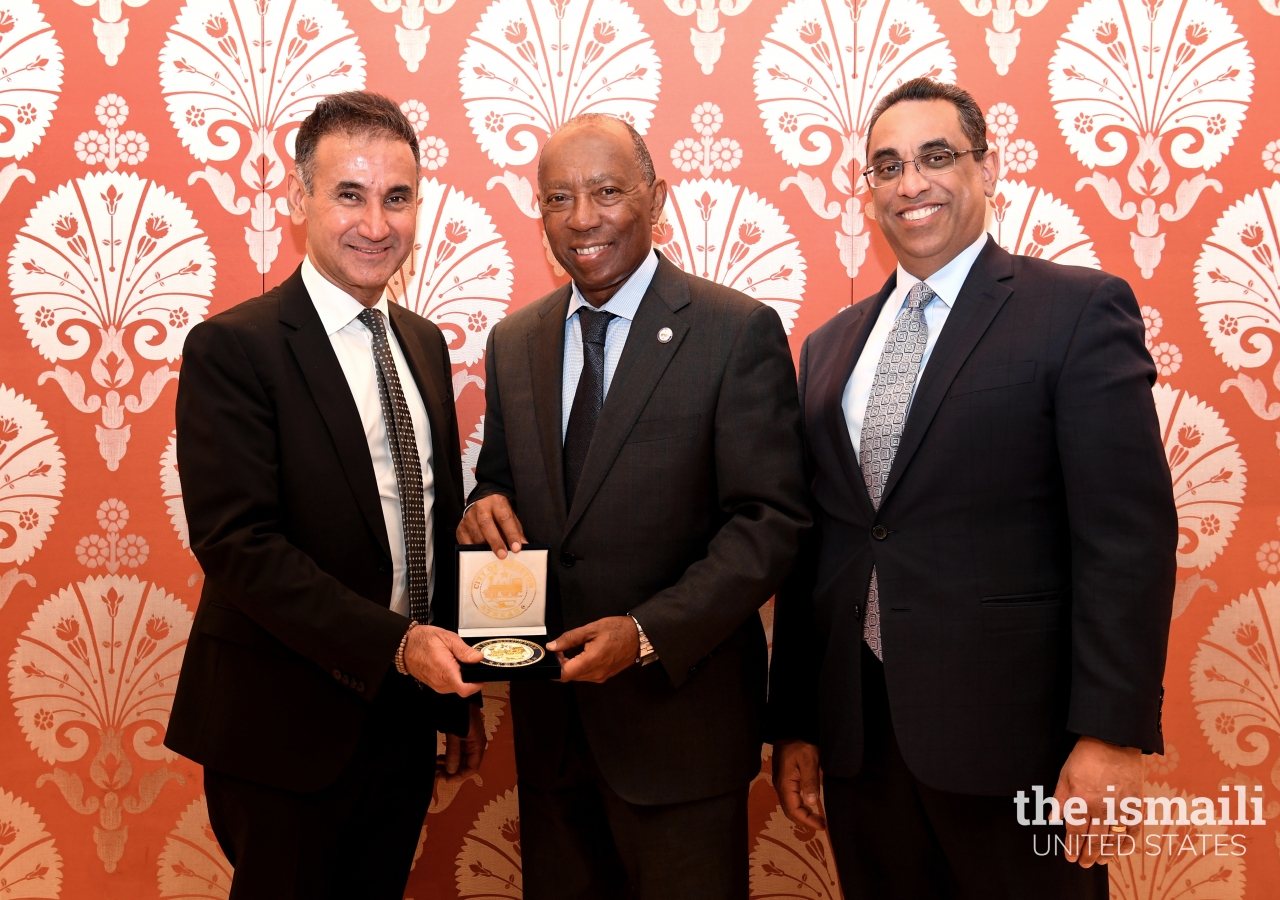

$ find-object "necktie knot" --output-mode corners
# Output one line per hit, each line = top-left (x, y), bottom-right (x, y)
(357, 306), (385, 334)
(577, 307), (614, 346)
(906, 281), (934, 312)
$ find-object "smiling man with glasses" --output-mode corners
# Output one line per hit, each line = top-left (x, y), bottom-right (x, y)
(768, 78), (1177, 899)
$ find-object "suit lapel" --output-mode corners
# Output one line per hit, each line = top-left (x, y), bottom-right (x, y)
(387, 303), (462, 524)
(823, 275), (894, 520)
(880, 240), (1015, 504)
(564, 256), (690, 535)
(530, 286), (573, 528)
(280, 267), (392, 558)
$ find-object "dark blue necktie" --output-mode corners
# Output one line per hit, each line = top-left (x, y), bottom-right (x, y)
(563, 308), (615, 507)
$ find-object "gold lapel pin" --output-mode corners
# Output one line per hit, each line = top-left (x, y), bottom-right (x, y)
(657, 327), (673, 344)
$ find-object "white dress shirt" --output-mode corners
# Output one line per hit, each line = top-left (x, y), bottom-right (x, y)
(561, 249), (660, 439)
(843, 233), (989, 461)
(302, 257), (435, 617)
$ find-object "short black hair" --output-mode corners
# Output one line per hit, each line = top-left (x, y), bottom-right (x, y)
(540, 113), (655, 186)
(865, 78), (988, 158)
(294, 91), (419, 193)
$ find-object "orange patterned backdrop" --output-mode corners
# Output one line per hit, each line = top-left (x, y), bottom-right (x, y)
(0, 0), (1278, 896)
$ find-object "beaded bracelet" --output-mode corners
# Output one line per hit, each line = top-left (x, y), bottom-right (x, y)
(394, 621), (419, 675)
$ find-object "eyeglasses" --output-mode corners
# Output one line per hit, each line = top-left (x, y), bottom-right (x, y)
(862, 148), (984, 189)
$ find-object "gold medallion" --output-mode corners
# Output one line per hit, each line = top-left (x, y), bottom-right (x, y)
(470, 559), (538, 620)
(474, 638), (545, 667)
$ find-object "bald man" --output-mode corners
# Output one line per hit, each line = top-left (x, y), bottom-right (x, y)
(458, 115), (810, 898)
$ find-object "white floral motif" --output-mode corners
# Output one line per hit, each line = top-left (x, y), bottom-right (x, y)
(65, 0), (149, 65)
(461, 0), (662, 217)
(8, 172), (216, 470)
(1257, 542), (1280, 576)
(454, 788), (522, 895)
(370, 0), (457, 73)
(662, 0), (754, 75)
(1153, 385), (1246, 571)
(958, 0), (1050, 76)
(7, 576), (191, 872)
(0, 0), (64, 206)
(1107, 782), (1246, 899)
(1195, 183), (1280, 422)
(160, 0), (366, 274)
(1049, 0), (1253, 278)
(159, 434), (188, 552)
(385, 179), (513, 367)
(985, 103), (1037, 178)
(74, 93), (148, 171)
(1264, 141), (1280, 173)
(398, 100), (448, 171)
(754, 0), (956, 277)
(986, 181), (1100, 269)
(656, 179), (806, 333)
(1191, 584), (1280, 779)
(0, 386), (64, 568)
(157, 796), (231, 899)
(670, 102), (742, 178)
(750, 804), (840, 899)
(0, 788), (62, 899)
(76, 499), (149, 573)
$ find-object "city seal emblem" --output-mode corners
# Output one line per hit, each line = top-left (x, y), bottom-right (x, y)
(473, 638), (545, 667)
(470, 558), (538, 620)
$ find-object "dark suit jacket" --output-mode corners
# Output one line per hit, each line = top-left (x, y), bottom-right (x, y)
(471, 253), (810, 805)
(165, 266), (470, 793)
(769, 241), (1177, 796)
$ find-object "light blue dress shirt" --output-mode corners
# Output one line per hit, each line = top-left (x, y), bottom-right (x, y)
(561, 249), (660, 439)
(842, 233), (989, 462)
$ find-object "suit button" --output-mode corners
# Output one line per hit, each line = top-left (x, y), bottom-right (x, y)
(560, 551), (576, 567)
(854, 605), (862, 618)
(378, 559), (392, 574)
(354, 681), (365, 692)
(341, 673), (350, 686)
(332, 668), (343, 680)
(871, 525), (888, 540)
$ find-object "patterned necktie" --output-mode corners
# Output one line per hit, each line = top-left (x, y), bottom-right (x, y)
(564, 307), (615, 507)
(859, 281), (935, 660)
(357, 308), (430, 624)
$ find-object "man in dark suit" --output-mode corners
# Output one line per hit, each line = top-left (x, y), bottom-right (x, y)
(166, 92), (486, 899)
(458, 114), (809, 898)
(769, 78), (1177, 898)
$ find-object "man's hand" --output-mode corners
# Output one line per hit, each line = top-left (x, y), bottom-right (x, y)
(440, 701), (487, 783)
(773, 739), (827, 831)
(549, 616), (640, 683)
(403, 625), (483, 697)
(1052, 736), (1143, 867)
(457, 495), (527, 558)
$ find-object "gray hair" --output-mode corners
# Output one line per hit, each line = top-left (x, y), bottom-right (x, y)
(294, 91), (420, 193)
(540, 113), (655, 186)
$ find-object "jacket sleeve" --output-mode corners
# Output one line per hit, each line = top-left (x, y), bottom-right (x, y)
(766, 336), (822, 745)
(629, 304), (813, 687)
(467, 326), (518, 507)
(177, 318), (410, 702)
(1055, 275), (1177, 753)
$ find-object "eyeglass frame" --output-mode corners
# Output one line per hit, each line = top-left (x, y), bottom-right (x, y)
(861, 147), (986, 189)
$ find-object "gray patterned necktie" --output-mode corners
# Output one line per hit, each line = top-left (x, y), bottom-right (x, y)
(859, 281), (935, 660)
(357, 308), (430, 624)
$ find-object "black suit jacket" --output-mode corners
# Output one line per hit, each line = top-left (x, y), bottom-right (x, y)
(769, 241), (1177, 796)
(471, 253), (810, 805)
(165, 266), (470, 793)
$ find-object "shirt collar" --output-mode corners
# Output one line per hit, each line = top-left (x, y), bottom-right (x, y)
(301, 255), (391, 337)
(896, 232), (989, 310)
(566, 248), (660, 322)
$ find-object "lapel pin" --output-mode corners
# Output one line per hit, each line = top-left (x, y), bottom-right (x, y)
(657, 327), (673, 344)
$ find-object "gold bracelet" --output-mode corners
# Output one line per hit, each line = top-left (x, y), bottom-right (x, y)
(394, 621), (419, 675)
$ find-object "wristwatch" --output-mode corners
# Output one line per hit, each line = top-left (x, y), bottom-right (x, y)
(629, 615), (659, 666)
